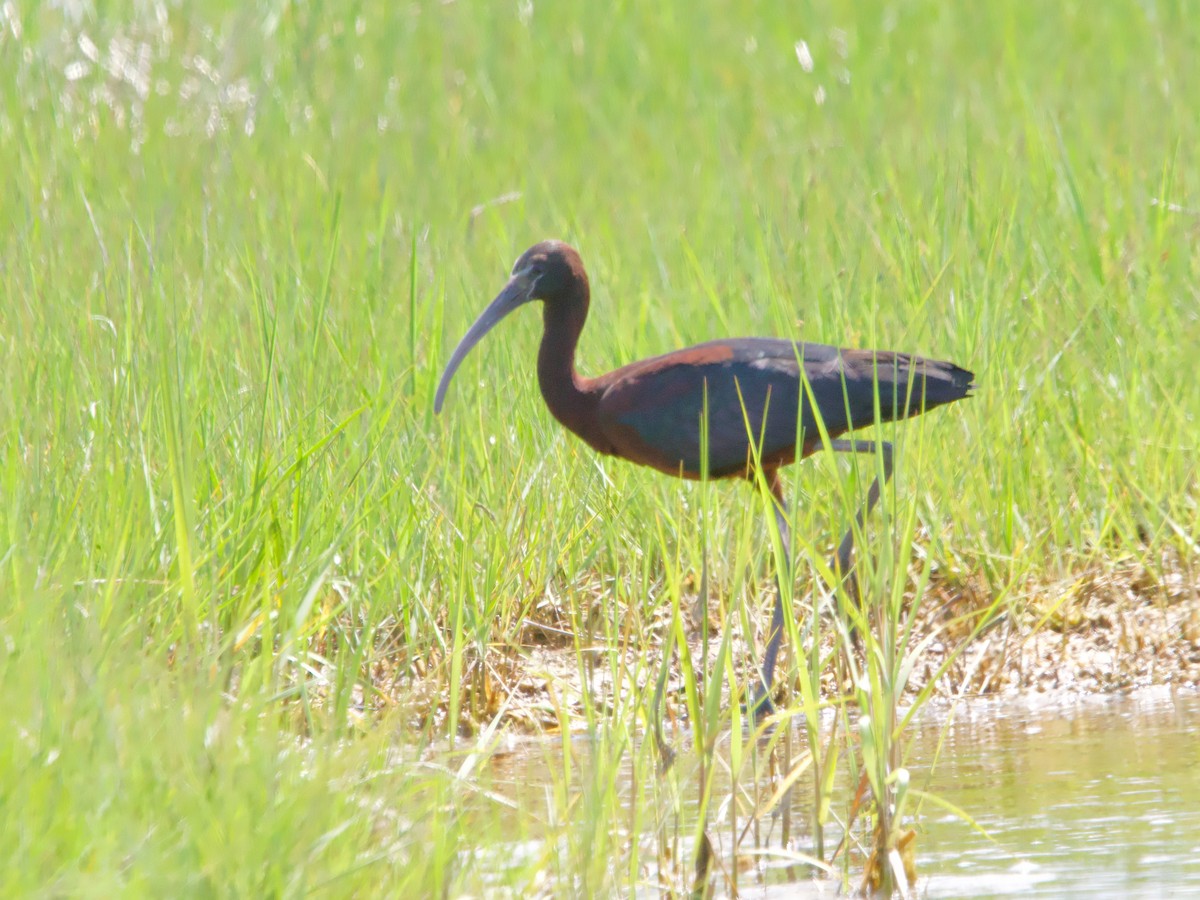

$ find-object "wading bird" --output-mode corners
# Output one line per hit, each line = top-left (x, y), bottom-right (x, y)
(435, 241), (974, 713)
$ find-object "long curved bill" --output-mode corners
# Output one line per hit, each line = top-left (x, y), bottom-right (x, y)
(434, 271), (534, 413)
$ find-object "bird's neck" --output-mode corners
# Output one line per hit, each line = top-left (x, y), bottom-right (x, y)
(537, 294), (601, 442)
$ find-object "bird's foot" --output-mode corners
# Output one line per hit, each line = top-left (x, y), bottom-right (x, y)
(828, 555), (860, 601)
(743, 685), (777, 722)
(652, 730), (677, 774)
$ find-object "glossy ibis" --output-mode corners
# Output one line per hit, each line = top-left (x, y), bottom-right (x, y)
(435, 240), (974, 712)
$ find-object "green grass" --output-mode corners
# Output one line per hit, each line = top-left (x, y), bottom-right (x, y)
(2, 0), (1198, 894)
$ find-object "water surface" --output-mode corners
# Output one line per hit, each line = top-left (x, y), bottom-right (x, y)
(916, 691), (1200, 898)
(484, 690), (1200, 896)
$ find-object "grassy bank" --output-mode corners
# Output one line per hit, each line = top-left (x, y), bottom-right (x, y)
(2, 0), (1197, 893)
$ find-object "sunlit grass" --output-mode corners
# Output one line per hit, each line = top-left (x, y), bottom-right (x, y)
(2, 0), (1197, 893)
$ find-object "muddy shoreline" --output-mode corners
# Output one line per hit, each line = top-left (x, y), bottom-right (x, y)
(401, 557), (1199, 734)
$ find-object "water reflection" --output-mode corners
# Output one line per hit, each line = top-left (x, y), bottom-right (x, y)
(916, 691), (1200, 898)
(481, 691), (1200, 896)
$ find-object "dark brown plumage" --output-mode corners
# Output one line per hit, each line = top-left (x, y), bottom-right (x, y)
(436, 240), (974, 712)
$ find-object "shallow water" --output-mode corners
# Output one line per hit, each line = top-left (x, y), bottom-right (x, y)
(915, 691), (1200, 898)
(483, 690), (1200, 896)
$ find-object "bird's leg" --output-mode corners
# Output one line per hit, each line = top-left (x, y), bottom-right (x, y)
(751, 471), (791, 716)
(828, 439), (894, 598)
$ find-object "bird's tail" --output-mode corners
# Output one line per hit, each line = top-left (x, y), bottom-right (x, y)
(859, 352), (975, 424)
(893, 354), (975, 417)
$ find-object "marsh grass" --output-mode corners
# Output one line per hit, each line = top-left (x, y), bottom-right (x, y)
(3, 0), (1198, 894)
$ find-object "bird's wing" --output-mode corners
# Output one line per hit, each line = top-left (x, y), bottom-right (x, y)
(593, 338), (972, 479)
(594, 339), (840, 477)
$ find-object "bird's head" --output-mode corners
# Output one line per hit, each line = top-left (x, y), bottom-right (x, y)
(434, 241), (586, 413)
(507, 240), (584, 304)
